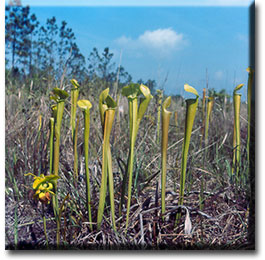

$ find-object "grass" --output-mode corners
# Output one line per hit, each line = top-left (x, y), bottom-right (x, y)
(5, 77), (253, 249)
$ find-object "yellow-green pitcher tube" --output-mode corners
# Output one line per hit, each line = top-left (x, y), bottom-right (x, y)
(176, 84), (199, 224)
(161, 96), (172, 220)
(200, 88), (206, 148)
(77, 99), (93, 230)
(205, 97), (214, 147)
(125, 97), (138, 232)
(70, 79), (80, 140)
(119, 83), (152, 232)
(232, 83), (243, 180)
(107, 145), (116, 231)
(233, 93), (241, 180)
(246, 67), (254, 165)
(84, 110), (92, 230)
(70, 80), (80, 184)
(49, 88), (68, 247)
(97, 108), (116, 230)
(98, 89), (117, 231)
(73, 116), (79, 184)
(49, 118), (54, 175)
(156, 89), (163, 144)
(53, 100), (65, 176)
(178, 99), (198, 206)
(50, 88), (69, 177)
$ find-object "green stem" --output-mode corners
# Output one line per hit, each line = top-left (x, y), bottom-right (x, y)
(56, 217), (60, 248)
(204, 97), (214, 148)
(231, 84), (243, 181)
(161, 97), (172, 220)
(73, 116), (79, 184)
(233, 94), (241, 182)
(246, 68), (254, 167)
(49, 118), (54, 174)
(53, 100), (65, 176)
(125, 98), (138, 232)
(199, 177), (204, 211)
(84, 110), (92, 230)
(43, 215), (49, 249)
(107, 146), (116, 231)
(156, 91), (163, 144)
(119, 84), (152, 230)
(77, 100), (93, 230)
(97, 109), (115, 230)
(176, 97), (198, 223)
(200, 88), (206, 149)
(71, 87), (79, 140)
(52, 194), (60, 248)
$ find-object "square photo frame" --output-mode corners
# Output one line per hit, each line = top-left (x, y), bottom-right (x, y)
(4, 0), (255, 250)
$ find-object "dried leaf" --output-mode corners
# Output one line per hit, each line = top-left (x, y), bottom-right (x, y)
(184, 208), (192, 235)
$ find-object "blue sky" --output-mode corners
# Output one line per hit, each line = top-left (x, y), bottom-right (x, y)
(4, 0), (253, 98)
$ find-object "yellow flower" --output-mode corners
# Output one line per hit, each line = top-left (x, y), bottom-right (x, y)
(25, 173), (59, 204)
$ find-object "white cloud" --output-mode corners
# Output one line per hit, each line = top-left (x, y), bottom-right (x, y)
(138, 28), (184, 49)
(115, 28), (187, 57)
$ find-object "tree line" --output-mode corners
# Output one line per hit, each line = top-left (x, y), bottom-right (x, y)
(5, 3), (158, 95)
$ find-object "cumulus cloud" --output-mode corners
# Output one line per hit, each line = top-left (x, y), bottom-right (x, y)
(138, 28), (184, 49)
(115, 28), (187, 56)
